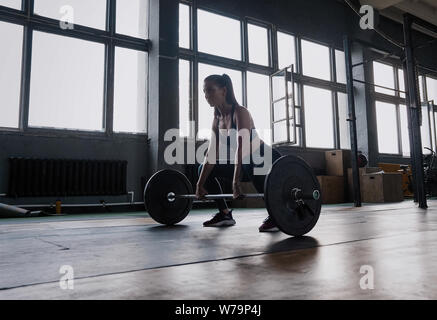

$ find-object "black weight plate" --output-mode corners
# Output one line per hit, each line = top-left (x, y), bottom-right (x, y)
(264, 155), (321, 236)
(144, 169), (193, 225)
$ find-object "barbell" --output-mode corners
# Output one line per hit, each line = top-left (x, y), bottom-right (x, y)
(144, 155), (322, 236)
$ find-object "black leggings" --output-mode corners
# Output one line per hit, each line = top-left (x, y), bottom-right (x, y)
(197, 145), (282, 212)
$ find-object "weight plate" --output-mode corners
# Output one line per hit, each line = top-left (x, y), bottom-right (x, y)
(264, 155), (321, 236)
(144, 169), (193, 225)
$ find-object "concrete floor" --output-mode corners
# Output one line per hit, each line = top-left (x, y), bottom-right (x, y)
(1, 200), (437, 299)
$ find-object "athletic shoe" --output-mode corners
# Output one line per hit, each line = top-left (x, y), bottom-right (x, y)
(259, 216), (279, 232)
(203, 210), (236, 227)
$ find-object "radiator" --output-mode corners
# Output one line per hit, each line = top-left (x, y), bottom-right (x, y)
(8, 158), (127, 197)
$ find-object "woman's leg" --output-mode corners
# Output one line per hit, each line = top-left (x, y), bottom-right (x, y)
(197, 163), (234, 212)
(244, 145), (282, 194)
(242, 145), (282, 232)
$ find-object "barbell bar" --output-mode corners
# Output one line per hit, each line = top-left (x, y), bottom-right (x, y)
(167, 189), (321, 202)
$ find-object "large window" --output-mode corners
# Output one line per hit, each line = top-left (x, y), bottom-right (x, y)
(113, 47), (148, 133)
(248, 23), (269, 66)
(304, 86), (334, 148)
(198, 63), (242, 140)
(178, 4), (347, 150)
(29, 31), (105, 131)
(301, 40), (330, 81)
(116, 0), (148, 39)
(277, 31), (295, 70)
(375, 101), (398, 154)
(197, 9), (241, 61)
(0, 21), (23, 129)
(0, 0), (21, 10)
(0, 1), (149, 135)
(34, 0), (107, 30)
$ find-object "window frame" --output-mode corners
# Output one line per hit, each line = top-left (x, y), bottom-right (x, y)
(0, 0), (150, 138)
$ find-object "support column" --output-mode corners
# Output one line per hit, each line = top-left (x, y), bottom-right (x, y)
(344, 36), (361, 207)
(147, 0), (180, 177)
(403, 14), (427, 209)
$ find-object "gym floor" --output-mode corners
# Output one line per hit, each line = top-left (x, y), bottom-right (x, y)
(1, 200), (437, 300)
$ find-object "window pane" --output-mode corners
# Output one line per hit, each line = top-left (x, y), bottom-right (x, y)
(197, 9), (241, 60)
(0, 21), (22, 129)
(373, 62), (395, 95)
(248, 24), (268, 66)
(34, 0), (106, 30)
(0, 0), (21, 10)
(399, 105), (410, 156)
(426, 77), (437, 104)
(179, 3), (190, 49)
(277, 31), (295, 70)
(272, 73), (286, 101)
(419, 76), (425, 102)
(116, 0), (148, 39)
(179, 59), (190, 137)
(273, 100), (286, 121)
(198, 64), (242, 140)
(114, 47), (147, 133)
(375, 101), (398, 154)
(337, 92), (351, 149)
(301, 40), (330, 81)
(304, 86), (334, 148)
(398, 69), (406, 98)
(421, 104), (432, 154)
(29, 32), (105, 131)
(335, 50), (346, 84)
(247, 72), (271, 143)
(273, 120), (287, 143)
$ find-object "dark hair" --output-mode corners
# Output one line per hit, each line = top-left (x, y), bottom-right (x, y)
(204, 74), (240, 119)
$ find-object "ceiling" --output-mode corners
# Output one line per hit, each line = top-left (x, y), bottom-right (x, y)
(360, 0), (437, 33)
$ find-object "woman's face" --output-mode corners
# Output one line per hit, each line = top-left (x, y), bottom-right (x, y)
(203, 80), (226, 107)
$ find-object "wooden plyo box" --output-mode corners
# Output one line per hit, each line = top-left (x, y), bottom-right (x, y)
(317, 176), (344, 204)
(347, 167), (382, 201)
(325, 150), (351, 176)
(361, 172), (404, 203)
(378, 163), (413, 197)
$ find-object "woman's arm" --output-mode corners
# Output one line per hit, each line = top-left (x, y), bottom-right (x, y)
(233, 107), (253, 186)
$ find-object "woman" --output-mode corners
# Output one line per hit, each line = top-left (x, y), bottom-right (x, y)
(196, 74), (282, 232)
